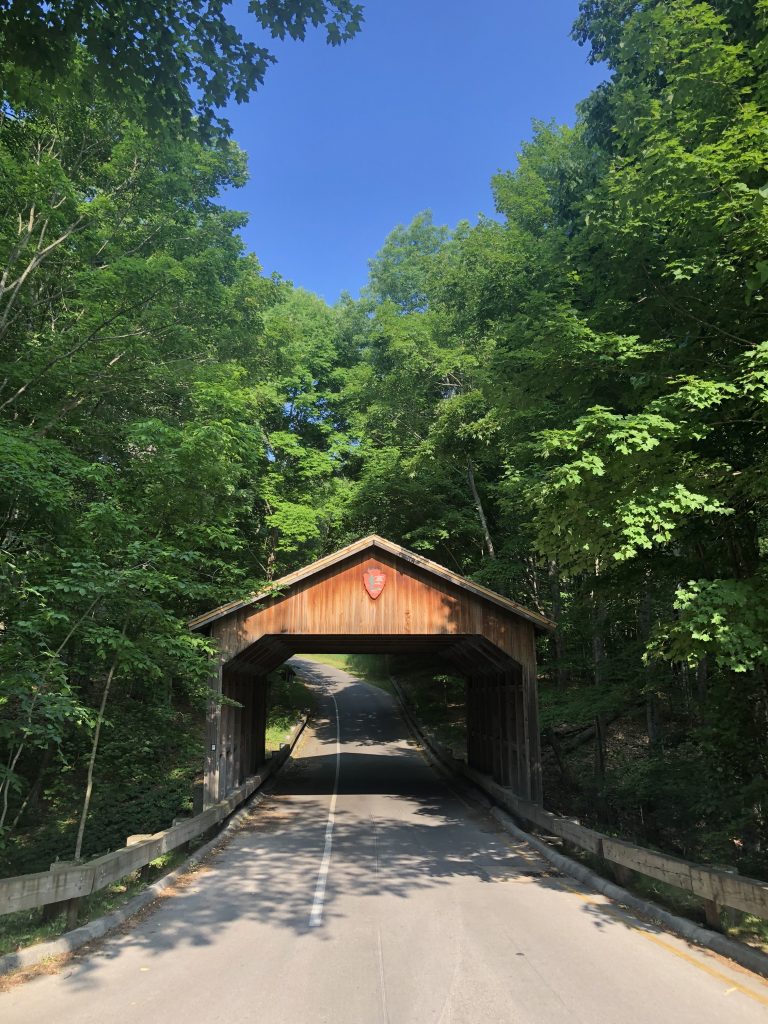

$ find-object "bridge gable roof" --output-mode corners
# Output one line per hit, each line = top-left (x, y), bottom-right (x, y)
(189, 535), (555, 634)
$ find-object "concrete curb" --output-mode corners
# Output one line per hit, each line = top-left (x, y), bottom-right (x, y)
(489, 805), (768, 979)
(388, 674), (768, 981)
(0, 713), (309, 978)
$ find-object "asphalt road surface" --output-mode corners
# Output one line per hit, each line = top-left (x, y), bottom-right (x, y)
(4, 659), (768, 1022)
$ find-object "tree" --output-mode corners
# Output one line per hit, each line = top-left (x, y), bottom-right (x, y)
(365, 211), (451, 313)
(332, 3), (768, 866)
(0, 72), (343, 860)
(0, 1), (364, 134)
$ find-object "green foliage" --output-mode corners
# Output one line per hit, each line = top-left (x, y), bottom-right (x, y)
(656, 578), (768, 671)
(0, 69), (351, 864)
(365, 211), (451, 313)
(4, 0), (768, 885)
(265, 671), (316, 750)
(329, 2), (768, 871)
(0, 2), (364, 136)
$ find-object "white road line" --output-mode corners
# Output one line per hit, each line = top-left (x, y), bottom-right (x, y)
(377, 926), (389, 1024)
(309, 690), (341, 927)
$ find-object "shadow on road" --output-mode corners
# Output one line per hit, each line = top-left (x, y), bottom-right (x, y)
(49, 669), (693, 995)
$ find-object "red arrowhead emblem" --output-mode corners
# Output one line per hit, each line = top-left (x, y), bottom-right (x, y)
(363, 567), (386, 600)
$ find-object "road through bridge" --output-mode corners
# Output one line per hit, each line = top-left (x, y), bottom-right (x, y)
(3, 659), (767, 1022)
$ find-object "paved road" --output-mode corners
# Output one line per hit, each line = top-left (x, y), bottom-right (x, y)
(4, 660), (768, 1022)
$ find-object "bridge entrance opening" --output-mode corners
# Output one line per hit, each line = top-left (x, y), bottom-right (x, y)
(189, 536), (554, 810)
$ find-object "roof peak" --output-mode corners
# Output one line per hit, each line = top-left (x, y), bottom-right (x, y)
(189, 534), (555, 634)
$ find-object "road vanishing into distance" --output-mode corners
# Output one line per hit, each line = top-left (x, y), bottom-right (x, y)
(4, 660), (768, 1022)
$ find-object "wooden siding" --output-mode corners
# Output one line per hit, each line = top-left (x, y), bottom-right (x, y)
(211, 548), (538, 675)
(190, 534), (554, 634)
(197, 537), (546, 806)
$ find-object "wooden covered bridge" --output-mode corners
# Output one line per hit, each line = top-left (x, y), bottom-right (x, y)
(189, 535), (554, 808)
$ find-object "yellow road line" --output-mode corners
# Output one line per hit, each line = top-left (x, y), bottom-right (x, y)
(555, 879), (768, 1008)
(415, 730), (768, 1007)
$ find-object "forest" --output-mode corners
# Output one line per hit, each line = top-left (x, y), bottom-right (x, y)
(1, 0), (767, 895)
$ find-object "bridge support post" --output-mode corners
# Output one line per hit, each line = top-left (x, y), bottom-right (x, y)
(253, 676), (267, 766)
(482, 675), (492, 775)
(524, 664), (543, 804)
(496, 673), (512, 788)
(205, 666), (269, 807)
(221, 679), (232, 797)
(465, 677), (477, 768)
(465, 663), (542, 804)
(242, 678), (253, 780)
(203, 654), (223, 809)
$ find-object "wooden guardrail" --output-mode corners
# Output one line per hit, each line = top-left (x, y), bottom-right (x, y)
(387, 675), (768, 933)
(0, 746), (290, 921)
(467, 769), (768, 929)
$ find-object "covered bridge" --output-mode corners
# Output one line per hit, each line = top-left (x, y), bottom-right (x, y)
(189, 535), (554, 808)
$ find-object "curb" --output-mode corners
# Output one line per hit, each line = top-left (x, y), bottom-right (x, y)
(388, 674), (768, 981)
(0, 713), (309, 978)
(489, 805), (768, 979)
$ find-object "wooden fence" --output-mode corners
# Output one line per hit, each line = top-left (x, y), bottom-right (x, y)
(388, 675), (768, 932)
(6, 686), (766, 938)
(0, 745), (291, 922)
(469, 768), (768, 929)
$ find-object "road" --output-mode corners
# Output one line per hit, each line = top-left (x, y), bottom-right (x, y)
(3, 659), (767, 1022)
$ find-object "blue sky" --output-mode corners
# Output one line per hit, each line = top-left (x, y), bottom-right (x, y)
(222, 1), (605, 303)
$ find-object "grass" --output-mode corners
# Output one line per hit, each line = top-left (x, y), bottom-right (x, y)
(390, 666), (466, 756)
(731, 915), (768, 950)
(265, 671), (316, 751)
(0, 674), (315, 961)
(295, 653), (396, 694)
(0, 849), (188, 958)
(296, 653), (466, 753)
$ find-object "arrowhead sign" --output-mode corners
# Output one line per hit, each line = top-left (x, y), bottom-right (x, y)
(363, 567), (386, 600)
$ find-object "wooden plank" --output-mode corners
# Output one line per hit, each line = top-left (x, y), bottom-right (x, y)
(243, 678), (253, 777)
(236, 677), (244, 785)
(514, 682), (526, 799)
(213, 546), (543, 662)
(602, 838), (694, 892)
(462, 765), (606, 855)
(0, 864), (96, 915)
(454, 756), (768, 918)
(504, 674), (519, 793)
(0, 761), (280, 917)
(690, 866), (768, 918)
(204, 655), (223, 809)
(254, 677), (267, 766)
(491, 675), (503, 785)
(544, 816), (604, 856)
(189, 535), (555, 635)
(497, 675), (510, 787)
(222, 691), (232, 797)
(480, 677), (491, 774)
(523, 639), (543, 805)
(90, 838), (164, 889)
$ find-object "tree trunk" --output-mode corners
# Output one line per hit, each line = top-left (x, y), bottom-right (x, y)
(74, 623), (127, 862)
(10, 742), (54, 831)
(548, 560), (569, 687)
(466, 457), (496, 560)
(645, 695), (661, 747)
(544, 727), (573, 787)
(639, 582), (662, 746)
(591, 573), (607, 782)
(696, 656), (708, 706)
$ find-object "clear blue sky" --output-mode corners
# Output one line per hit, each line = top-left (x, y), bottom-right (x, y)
(222, 1), (605, 303)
